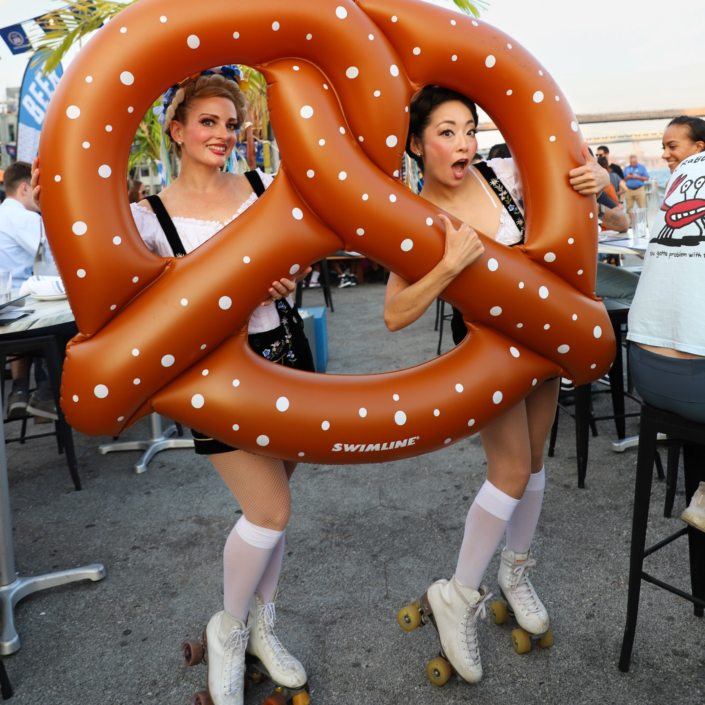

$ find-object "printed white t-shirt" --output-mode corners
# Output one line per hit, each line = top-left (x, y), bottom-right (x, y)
(627, 153), (705, 356)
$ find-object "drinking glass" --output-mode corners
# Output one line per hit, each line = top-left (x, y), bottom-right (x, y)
(629, 208), (648, 239)
(0, 271), (12, 304)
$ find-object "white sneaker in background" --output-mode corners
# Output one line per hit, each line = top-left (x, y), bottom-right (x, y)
(682, 481), (705, 532)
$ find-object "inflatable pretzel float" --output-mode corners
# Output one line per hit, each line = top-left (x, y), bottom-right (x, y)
(39, 0), (615, 463)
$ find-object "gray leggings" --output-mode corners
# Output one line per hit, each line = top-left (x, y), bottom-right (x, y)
(629, 343), (705, 423)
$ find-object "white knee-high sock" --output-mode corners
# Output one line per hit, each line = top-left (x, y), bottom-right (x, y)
(455, 480), (521, 590)
(255, 532), (286, 604)
(506, 467), (545, 555)
(223, 517), (284, 621)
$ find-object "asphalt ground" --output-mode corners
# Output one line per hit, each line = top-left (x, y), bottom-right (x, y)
(2, 280), (703, 705)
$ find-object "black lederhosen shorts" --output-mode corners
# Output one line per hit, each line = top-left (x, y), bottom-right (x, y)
(192, 301), (315, 455)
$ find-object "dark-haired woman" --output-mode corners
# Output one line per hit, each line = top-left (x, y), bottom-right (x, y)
(384, 86), (609, 684)
(661, 115), (705, 173)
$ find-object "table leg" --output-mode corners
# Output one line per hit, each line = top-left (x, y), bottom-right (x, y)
(0, 393), (105, 655)
(99, 413), (194, 474)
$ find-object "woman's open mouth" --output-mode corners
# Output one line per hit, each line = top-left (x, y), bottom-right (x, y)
(451, 158), (468, 178)
(207, 144), (227, 156)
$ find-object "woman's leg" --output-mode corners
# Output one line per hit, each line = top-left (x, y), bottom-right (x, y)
(255, 461), (298, 603)
(506, 378), (560, 554)
(455, 400), (531, 589)
(209, 451), (292, 621)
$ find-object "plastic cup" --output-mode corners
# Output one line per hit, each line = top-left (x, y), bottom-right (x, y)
(0, 271), (11, 304)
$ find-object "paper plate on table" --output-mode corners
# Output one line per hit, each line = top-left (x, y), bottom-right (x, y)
(31, 293), (68, 301)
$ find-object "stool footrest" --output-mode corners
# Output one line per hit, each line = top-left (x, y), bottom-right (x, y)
(641, 571), (705, 609)
(644, 527), (689, 558)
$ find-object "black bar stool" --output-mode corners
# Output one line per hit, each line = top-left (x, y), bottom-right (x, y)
(619, 403), (705, 672)
(296, 260), (334, 312)
(434, 299), (455, 355)
(549, 298), (642, 487)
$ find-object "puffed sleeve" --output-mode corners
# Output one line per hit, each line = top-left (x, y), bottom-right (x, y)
(256, 168), (275, 191)
(130, 203), (175, 257)
(487, 157), (523, 205)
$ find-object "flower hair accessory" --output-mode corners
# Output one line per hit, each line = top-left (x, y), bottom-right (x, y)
(154, 65), (245, 125)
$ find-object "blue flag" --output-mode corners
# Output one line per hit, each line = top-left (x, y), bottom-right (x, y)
(17, 61), (64, 163)
(0, 24), (31, 55)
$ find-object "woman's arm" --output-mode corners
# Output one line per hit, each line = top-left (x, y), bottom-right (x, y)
(384, 215), (484, 332)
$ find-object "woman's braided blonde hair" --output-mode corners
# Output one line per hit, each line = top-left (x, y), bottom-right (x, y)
(164, 73), (247, 157)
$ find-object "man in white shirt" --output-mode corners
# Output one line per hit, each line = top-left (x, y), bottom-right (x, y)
(0, 162), (56, 421)
(0, 162), (43, 286)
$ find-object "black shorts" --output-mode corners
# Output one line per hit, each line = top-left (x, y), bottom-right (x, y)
(192, 322), (315, 455)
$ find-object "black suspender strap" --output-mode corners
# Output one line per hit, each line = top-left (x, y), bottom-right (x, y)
(146, 172), (265, 257)
(473, 161), (525, 245)
(145, 195), (187, 257)
(245, 170), (266, 198)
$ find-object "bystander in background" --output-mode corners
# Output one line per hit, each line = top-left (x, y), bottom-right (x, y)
(623, 155), (649, 210)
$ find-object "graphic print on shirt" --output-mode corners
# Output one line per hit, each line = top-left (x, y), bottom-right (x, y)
(652, 173), (705, 247)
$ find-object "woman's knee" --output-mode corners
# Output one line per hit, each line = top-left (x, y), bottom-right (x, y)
(244, 490), (291, 532)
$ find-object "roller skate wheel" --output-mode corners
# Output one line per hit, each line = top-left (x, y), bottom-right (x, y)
(490, 600), (508, 625)
(263, 693), (287, 705)
(511, 628), (532, 654)
(190, 692), (213, 705)
(292, 691), (312, 705)
(249, 670), (265, 685)
(181, 639), (203, 667)
(426, 656), (452, 686)
(536, 628), (554, 649)
(397, 604), (422, 631)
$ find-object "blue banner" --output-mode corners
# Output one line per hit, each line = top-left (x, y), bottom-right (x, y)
(17, 61), (64, 163)
(236, 142), (264, 166)
(0, 24), (31, 55)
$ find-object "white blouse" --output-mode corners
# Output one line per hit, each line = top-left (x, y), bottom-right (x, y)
(469, 158), (524, 246)
(130, 169), (285, 335)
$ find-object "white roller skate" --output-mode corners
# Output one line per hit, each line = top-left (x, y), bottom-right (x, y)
(181, 610), (249, 705)
(246, 591), (310, 704)
(490, 548), (554, 654)
(397, 576), (492, 686)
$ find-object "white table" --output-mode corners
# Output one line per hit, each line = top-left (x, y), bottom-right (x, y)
(597, 232), (650, 257)
(0, 296), (74, 336)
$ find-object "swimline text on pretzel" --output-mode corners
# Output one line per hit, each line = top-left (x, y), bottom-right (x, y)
(332, 437), (421, 453)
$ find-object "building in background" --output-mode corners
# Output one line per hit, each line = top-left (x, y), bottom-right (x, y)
(0, 88), (19, 168)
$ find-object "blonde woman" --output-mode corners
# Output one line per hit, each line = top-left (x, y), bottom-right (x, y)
(35, 67), (312, 705)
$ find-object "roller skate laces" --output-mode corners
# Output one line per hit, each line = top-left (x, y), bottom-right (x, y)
(222, 624), (250, 697)
(507, 558), (541, 615)
(453, 577), (493, 668)
(258, 602), (297, 672)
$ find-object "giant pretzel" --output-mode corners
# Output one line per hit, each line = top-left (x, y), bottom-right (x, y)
(39, 0), (615, 463)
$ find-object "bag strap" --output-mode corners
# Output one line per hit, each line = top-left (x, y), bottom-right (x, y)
(145, 195), (187, 257)
(474, 161), (525, 245)
(245, 170), (266, 198)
